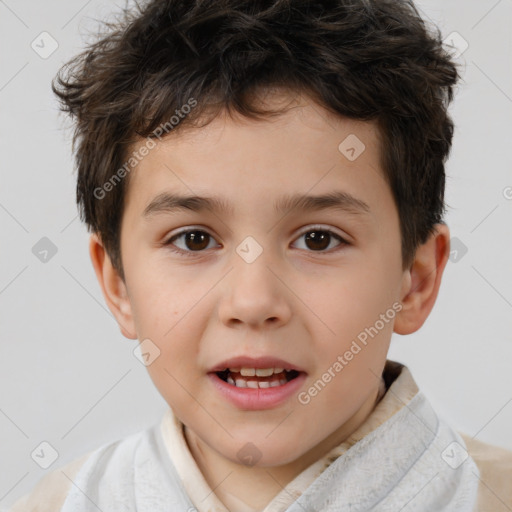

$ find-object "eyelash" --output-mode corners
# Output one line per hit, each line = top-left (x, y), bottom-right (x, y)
(163, 226), (349, 258)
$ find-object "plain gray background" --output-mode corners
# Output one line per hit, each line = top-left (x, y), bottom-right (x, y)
(1, 0), (511, 508)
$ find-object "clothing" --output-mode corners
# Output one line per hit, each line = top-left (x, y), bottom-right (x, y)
(9, 361), (512, 511)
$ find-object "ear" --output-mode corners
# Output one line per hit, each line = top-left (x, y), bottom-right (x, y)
(89, 233), (138, 339)
(394, 223), (450, 335)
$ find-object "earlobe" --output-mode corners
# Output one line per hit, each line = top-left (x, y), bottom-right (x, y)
(89, 233), (138, 339)
(393, 224), (450, 335)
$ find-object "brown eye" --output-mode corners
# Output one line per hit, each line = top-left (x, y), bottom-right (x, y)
(304, 231), (331, 251)
(165, 229), (217, 255)
(183, 231), (210, 250)
(165, 226), (347, 258)
(293, 228), (347, 253)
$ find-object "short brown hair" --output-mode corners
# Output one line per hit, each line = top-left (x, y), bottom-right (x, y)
(52, 0), (460, 280)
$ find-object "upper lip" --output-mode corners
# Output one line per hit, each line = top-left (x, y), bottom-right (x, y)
(209, 356), (306, 373)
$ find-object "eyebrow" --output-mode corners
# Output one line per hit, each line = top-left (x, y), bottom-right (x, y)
(142, 190), (371, 218)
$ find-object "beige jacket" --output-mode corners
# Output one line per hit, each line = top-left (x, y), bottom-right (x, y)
(9, 361), (512, 511)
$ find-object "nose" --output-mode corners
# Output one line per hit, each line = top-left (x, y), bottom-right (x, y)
(218, 253), (293, 330)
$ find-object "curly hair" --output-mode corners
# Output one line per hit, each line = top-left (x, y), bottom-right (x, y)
(52, 0), (460, 280)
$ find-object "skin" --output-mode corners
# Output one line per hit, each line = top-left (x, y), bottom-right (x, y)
(90, 90), (450, 510)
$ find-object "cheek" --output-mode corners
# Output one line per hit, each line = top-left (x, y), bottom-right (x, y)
(127, 276), (206, 397)
(145, 357), (209, 433)
(140, 308), (206, 415)
(311, 263), (399, 346)
(127, 259), (193, 336)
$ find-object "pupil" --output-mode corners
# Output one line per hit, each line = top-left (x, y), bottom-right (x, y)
(305, 231), (329, 251)
(186, 231), (209, 251)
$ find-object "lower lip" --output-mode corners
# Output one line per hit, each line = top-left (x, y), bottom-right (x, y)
(208, 372), (307, 410)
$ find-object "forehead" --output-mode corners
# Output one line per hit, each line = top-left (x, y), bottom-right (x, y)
(122, 93), (392, 223)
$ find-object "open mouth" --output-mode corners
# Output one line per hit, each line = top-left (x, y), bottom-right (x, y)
(215, 367), (300, 389)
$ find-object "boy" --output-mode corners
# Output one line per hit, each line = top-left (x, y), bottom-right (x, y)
(10, 0), (512, 510)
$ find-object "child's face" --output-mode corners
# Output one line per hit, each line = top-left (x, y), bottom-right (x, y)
(117, 92), (411, 466)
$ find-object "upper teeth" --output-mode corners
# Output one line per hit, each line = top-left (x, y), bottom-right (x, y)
(230, 367), (285, 376)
